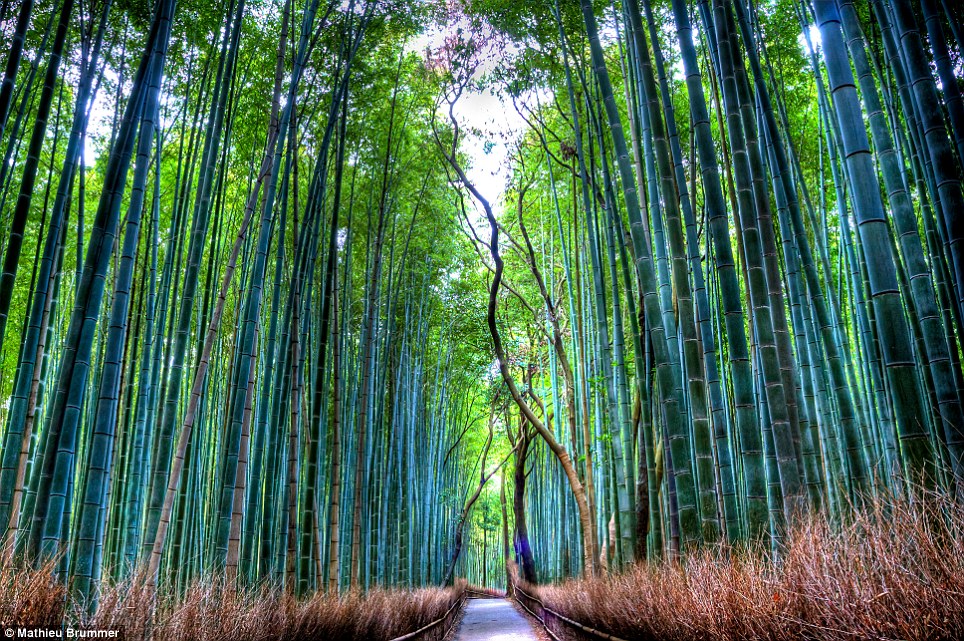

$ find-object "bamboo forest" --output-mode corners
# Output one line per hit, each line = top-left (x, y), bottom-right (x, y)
(0, 0), (963, 638)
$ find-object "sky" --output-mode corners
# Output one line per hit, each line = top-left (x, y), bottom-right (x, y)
(408, 24), (530, 211)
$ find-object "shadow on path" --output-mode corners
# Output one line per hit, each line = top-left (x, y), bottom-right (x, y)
(453, 598), (539, 641)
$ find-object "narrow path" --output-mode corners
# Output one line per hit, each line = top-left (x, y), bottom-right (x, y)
(453, 598), (539, 641)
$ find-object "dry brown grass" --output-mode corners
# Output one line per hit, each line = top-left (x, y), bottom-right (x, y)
(531, 489), (964, 641)
(0, 554), (67, 628)
(0, 557), (465, 641)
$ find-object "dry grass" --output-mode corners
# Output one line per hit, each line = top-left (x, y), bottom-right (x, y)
(0, 557), (465, 641)
(531, 489), (964, 641)
(0, 555), (67, 628)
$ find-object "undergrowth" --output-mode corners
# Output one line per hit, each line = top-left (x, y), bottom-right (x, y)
(528, 489), (964, 641)
(0, 559), (465, 641)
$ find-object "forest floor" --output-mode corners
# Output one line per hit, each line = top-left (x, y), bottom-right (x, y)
(453, 599), (540, 641)
(0, 561), (466, 641)
(525, 490), (964, 641)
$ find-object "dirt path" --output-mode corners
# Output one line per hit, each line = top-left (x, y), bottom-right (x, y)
(453, 598), (540, 641)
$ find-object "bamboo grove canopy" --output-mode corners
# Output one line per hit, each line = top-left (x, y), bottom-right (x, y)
(0, 0), (962, 606)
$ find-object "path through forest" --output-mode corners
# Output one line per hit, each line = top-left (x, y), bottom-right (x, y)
(453, 599), (539, 641)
